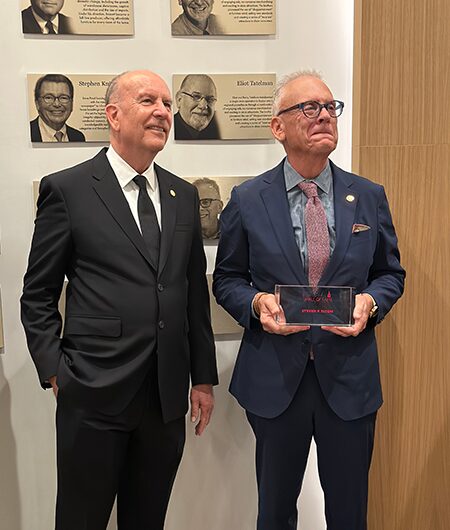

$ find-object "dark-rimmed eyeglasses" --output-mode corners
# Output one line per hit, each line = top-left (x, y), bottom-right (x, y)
(199, 198), (220, 208)
(277, 100), (344, 119)
(180, 91), (217, 106)
(40, 94), (72, 105)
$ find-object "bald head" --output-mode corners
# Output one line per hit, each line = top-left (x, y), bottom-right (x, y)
(105, 70), (173, 173)
(176, 75), (217, 131)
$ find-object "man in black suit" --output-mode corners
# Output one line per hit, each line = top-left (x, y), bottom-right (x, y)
(21, 70), (218, 530)
(30, 74), (85, 142)
(22, 0), (73, 34)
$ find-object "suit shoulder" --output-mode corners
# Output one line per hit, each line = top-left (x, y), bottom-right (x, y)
(332, 162), (384, 194)
(42, 156), (95, 188)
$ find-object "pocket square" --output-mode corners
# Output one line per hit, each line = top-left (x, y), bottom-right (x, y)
(352, 223), (371, 233)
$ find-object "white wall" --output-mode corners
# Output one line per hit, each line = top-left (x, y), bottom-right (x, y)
(0, 1), (354, 528)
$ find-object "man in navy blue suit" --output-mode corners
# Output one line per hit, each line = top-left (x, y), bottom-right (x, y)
(213, 71), (405, 529)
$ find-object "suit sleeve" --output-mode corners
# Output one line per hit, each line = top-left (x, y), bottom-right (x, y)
(187, 191), (218, 386)
(20, 176), (72, 387)
(213, 187), (259, 330)
(364, 186), (405, 324)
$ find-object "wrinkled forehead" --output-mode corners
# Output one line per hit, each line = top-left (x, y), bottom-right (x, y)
(281, 76), (334, 107)
(183, 77), (216, 97)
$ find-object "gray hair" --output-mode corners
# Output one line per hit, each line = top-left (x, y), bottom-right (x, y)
(104, 71), (129, 105)
(192, 177), (221, 197)
(272, 70), (323, 115)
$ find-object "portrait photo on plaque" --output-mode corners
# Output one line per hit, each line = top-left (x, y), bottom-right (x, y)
(171, 0), (275, 36)
(183, 176), (251, 239)
(173, 73), (276, 140)
(27, 73), (115, 143)
(21, 0), (134, 35)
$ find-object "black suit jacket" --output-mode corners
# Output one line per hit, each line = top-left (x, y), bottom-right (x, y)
(22, 6), (73, 34)
(21, 148), (218, 421)
(30, 117), (86, 142)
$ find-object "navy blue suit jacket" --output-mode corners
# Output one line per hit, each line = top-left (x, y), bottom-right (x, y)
(213, 159), (405, 421)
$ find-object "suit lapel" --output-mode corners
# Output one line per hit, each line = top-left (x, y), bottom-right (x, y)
(156, 165), (177, 276)
(321, 162), (358, 284)
(260, 163), (307, 284)
(90, 149), (156, 271)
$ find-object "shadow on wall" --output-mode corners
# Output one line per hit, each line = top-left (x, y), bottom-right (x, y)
(0, 358), (22, 528)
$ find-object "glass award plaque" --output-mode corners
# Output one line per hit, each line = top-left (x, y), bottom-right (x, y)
(275, 285), (355, 326)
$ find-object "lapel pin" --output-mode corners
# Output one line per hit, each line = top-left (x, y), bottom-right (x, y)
(170, 189), (176, 197)
(346, 194), (355, 202)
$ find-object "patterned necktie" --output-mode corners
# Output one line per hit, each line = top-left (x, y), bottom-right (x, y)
(298, 181), (330, 287)
(45, 21), (56, 34)
(54, 131), (63, 142)
(133, 175), (160, 268)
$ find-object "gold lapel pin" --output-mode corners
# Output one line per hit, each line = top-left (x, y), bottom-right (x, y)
(346, 194), (355, 202)
(170, 189), (176, 197)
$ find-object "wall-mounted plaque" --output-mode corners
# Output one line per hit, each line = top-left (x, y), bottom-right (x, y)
(21, 0), (134, 36)
(183, 176), (251, 240)
(173, 73), (276, 140)
(171, 0), (276, 36)
(27, 73), (115, 143)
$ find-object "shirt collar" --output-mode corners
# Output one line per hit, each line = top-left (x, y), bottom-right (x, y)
(38, 117), (67, 141)
(32, 9), (59, 33)
(180, 13), (213, 35)
(106, 145), (156, 191)
(284, 158), (332, 194)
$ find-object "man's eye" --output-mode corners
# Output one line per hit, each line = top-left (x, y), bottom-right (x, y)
(164, 102), (172, 110)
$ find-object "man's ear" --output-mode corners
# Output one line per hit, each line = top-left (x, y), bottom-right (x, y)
(218, 200), (223, 214)
(270, 116), (285, 142)
(105, 104), (120, 131)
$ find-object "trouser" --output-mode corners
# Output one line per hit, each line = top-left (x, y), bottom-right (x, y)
(55, 360), (185, 530)
(247, 360), (376, 530)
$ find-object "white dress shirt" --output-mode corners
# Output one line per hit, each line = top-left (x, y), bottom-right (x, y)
(31, 9), (60, 34)
(38, 118), (68, 142)
(106, 146), (162, 231)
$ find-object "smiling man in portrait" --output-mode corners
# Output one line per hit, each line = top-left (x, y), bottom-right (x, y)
(174, 74), (221, 140)
(30, 74), (85, 142)
(172, 0), (224, 35)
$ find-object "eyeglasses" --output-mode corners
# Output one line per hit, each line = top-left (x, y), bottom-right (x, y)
(180, 91), (217, 106)
(277, 100), (344, 119)
(199, 198), (220, 208)
(40, 94), (72, 105)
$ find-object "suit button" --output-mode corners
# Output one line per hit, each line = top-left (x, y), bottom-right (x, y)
(157, 284), (164, 292)
(158, 320), (165, 329)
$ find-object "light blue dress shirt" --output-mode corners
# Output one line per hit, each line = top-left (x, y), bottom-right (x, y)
(284, 158), (336, 276)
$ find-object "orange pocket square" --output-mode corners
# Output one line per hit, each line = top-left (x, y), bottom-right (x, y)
(352, 223), (371, 233)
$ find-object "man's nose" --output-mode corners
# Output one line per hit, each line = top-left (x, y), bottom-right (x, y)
(196, 97), (209, 110)
(153, 100), (170, 118)
(317, 106), (331, 122)
(53, 98), (62, 107)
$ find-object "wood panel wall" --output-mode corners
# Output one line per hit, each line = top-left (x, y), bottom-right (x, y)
(353, 1), (450, 529)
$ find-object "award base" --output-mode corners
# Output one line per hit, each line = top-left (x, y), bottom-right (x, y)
(275, 285), (355, 326)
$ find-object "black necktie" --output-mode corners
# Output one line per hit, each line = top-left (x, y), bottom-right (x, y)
(133, 175), (160, 268)
(45, 21), (56, 34)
